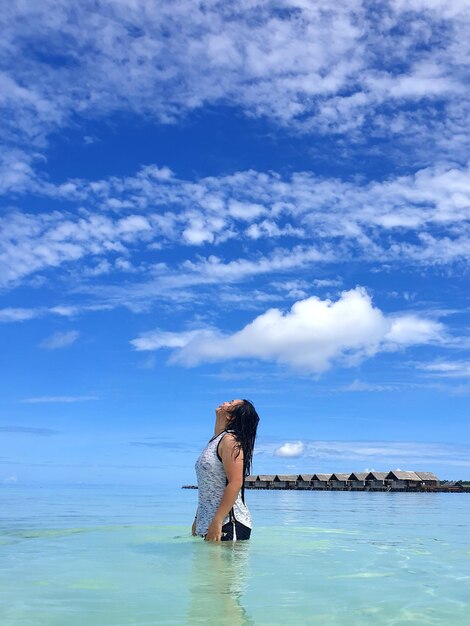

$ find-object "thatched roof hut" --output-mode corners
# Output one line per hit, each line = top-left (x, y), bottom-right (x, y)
(386, 471), (422, 489)
(312, 473), (332, 481)
(242, 470), (440, 489)
(349, 472), (368, 481)
(274, 474), (298, 482)
(365, 472), (388, 490)
(254, 474), (276, 487)
(386, 471), (421, 481)
(330, 473), (350, 488)
(297, 474), (315, 481)
(296, 474), (314, 488)
(311, 473), (331, 488)
(415, 472), (439, 484)
(365, 472), (388, 481)
(273, 474), (298, 488)
(331, 473), (350, 481)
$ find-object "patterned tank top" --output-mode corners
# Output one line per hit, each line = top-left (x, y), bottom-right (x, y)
(195, 429), (252, 536)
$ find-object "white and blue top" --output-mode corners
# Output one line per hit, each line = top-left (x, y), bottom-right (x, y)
(195, 429), (252, 536)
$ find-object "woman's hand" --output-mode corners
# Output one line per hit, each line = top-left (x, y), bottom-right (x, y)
(204, 518), (223, 541)
(191, 519), (197, 536)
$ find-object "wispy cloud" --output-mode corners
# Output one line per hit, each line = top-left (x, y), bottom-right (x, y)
(418, 360), (470, 378)
(0, 209), (154, 288)
(258, 439), (470, 469)
(3, 160), (470, 294)
(2, 475), (18, 484)
(131, 287), (445, 373)
(0, 306), (79, 323)
(129, 440), (195, 451)
(0, 307), (40, 322)
(20, 395), (98, 403)
(0, 426), (59, 436)
(339, 379), (404, 393)
(39, 330), (80, 350)
(2, 1), (470, 162)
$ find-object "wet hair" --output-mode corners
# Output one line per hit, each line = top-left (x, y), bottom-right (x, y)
(226, 399), (260, 489)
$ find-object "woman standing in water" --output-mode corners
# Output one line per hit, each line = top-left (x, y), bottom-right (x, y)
(192, 399), (260, 542)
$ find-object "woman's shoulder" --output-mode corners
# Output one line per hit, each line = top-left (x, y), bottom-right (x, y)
(221, 430), (238, 443)
(219, 431), (243, 455)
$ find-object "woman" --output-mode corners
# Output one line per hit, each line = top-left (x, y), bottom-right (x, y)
(192, 399), (260, 542)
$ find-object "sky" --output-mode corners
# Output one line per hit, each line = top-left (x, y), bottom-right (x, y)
(1, 0), (470, 486)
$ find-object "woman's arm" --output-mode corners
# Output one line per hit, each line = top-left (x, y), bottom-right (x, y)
(205, 434), (244, 541)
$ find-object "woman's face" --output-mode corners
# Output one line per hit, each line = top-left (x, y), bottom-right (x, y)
(216, 399), (243, 416)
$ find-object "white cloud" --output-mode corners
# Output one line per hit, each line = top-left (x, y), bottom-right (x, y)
(20, 395), (98, 403)
(131, 287), (445, 372)
(228, 201), (266, 221)
(0, 307), (40, 322)
(418, 360), (470, 378)
(4, 159), (470, 291)
(39, 330), (80, 350)
(275, 441), (305, 458)
(384, 315), (444, 346)
(1, 1), (470, 166)
(48, 306), (78, 317)
(0, 149), (39, 195)
(82, 259), (112, 277)
(2, 475), (18, 484)
(182, 224), (215, 245)
(131, 329), (201, 352)
(0, 305), (81, 323)
(340, 379), (401, 392)
(0, 210), (157, 287)
(36, 161), (470, 238)
(179, 246), (330, 283)
(258, 439), (470, 470)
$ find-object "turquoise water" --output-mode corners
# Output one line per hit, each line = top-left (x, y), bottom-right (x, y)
(1, 486), (469, 625)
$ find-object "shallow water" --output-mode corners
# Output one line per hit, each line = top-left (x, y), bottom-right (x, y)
(1, 485), (469, 625)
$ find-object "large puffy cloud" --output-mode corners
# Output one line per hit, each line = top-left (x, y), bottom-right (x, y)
(131, 287), (445, 372)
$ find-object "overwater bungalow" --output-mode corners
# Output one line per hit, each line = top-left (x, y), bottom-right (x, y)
(255, 474), (275, 488)
(273, 474), (298, 489)
(312, 473), (332, 489)
(297, 474), (315, 489)
(365, 472), (388, 490)
(348, 472), (369, 490)
(441, 480), (464, 491)
(385, 471), (421, 490)
(330, 473), (350, 490)
(184, 469), (446, 491)
(415, 472), (439, 486)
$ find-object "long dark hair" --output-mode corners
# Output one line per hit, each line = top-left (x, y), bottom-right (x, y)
(226, 399), (260, 486)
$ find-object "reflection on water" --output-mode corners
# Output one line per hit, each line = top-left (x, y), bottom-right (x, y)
(188, 540), (254, 625)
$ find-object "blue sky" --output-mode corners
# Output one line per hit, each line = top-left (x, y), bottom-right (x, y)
(1, 1), (470, 486)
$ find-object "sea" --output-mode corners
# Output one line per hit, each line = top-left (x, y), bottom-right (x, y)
(1, 485), (469, 625)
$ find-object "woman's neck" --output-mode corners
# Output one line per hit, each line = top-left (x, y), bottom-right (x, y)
(213, 415), (229, 436)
